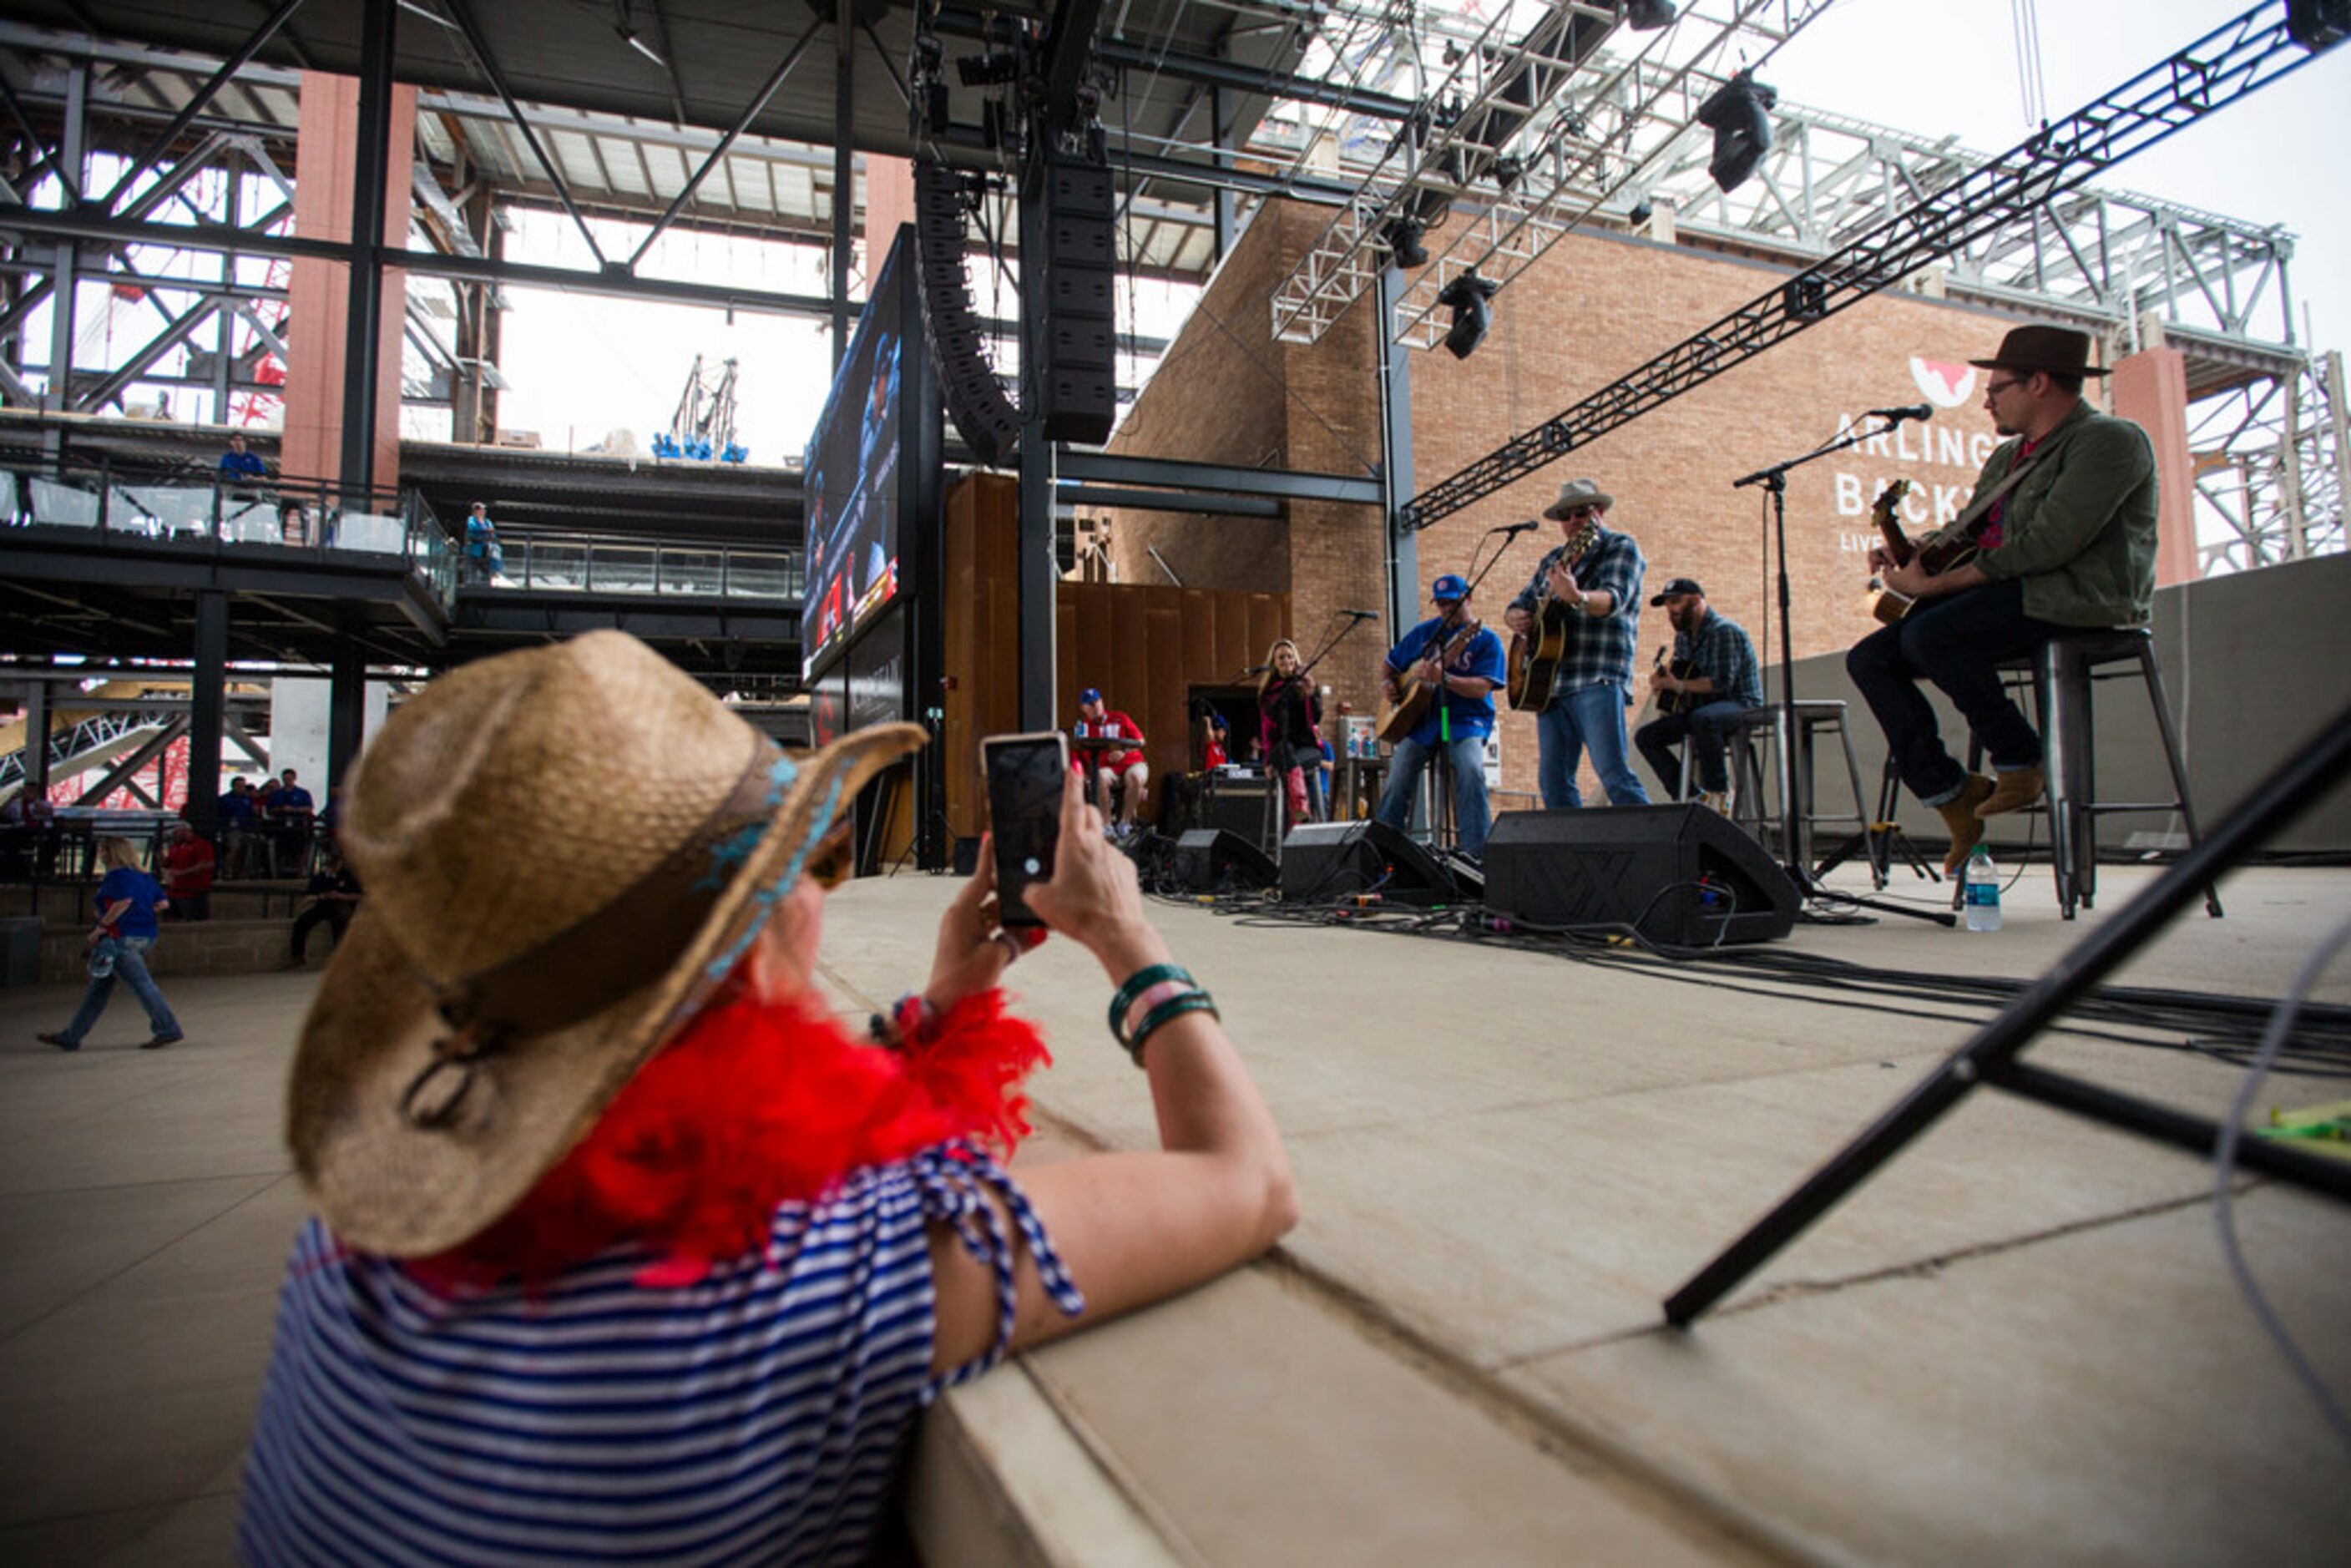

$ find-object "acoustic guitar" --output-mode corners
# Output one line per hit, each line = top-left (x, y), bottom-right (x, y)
(1865, 476), (2002, 625)
(1504, 516), (1601, 711)
(1378, 615), (1483, 743)
(1651, 646), (1705, 716)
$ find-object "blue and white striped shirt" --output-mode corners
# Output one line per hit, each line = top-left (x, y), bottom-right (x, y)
(239, 1142), (1081, 1567)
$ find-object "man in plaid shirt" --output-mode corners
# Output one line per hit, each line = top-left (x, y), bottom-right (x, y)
(1504, 478), (1651, 810)
(1634, 577), (1763, 807)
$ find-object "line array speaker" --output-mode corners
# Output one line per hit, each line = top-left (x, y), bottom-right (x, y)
(1041, 159), (1116, 447)
(1277, 820), (1459, 906)
(913, 160), (1019, 466)
(1483, 806), (1797, 946)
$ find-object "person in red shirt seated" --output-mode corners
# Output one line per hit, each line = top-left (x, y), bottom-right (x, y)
(161, 820), (216, 922)
(1074, 686), (1149, 832)
(1201, 711), (1231, 769)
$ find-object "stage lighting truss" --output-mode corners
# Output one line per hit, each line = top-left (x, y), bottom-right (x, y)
(1268, 0), (1835, 355)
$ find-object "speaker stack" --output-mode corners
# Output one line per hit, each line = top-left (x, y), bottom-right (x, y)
(913, 161), (1019, 466)
(1277, 820), (1460, 906)
(1482, 805), (1797, 946)
(1039, 159), (1116, 447)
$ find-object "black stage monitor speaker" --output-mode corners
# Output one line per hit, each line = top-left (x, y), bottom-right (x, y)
(1484, 806), (1797, 946)
(1278, 820), (1459, 906)
(1170, 828), (1277, 893)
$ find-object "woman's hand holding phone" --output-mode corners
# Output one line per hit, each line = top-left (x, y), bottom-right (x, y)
(1027, 767), (1169, 980)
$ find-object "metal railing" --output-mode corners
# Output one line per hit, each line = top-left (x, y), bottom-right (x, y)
(483, 534), (805, 600)
(0, 452), (460, 611)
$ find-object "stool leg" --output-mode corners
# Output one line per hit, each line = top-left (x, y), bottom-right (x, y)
(2138, 645), (2224, 918)
(2035, 644), (2074, 918)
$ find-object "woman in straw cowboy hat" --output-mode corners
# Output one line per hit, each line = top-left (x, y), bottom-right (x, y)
(239, 631), (1295, 1564)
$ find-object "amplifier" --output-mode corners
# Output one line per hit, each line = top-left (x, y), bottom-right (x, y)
(1277, 820), (1459, 906)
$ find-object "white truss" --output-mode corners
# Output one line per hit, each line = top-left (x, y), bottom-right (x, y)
(1267, 0), (1834, 350)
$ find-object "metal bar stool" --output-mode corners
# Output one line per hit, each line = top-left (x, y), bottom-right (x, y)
(1965, 626), (2221, 921)
(1714, 701), (1870, 872)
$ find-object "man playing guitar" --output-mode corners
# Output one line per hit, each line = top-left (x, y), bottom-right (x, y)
(1375, 574), (1505, 861)
(1633, 577), (1763, 810)
(1504, 478), (1651, 810)
(1846, 324), (2159, 871)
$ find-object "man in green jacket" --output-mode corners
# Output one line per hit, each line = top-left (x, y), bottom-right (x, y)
(1848, 324), (2158, 871)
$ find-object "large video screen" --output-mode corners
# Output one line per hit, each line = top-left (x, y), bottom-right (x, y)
(802, 235), (910, 680)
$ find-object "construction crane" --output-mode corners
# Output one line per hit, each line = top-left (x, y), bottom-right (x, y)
(652, 354), (748, 462)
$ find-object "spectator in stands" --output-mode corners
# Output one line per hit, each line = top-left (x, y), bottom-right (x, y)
(217, 776), (257, 878)
(239, 632), (1293, 1560)
(285, 849), (361, 969)
(463, 501), (503, 584)
(37, 837), (184, 1052)
(220, 432), (267, 482)
(272, 767), (316, 877)
(161, 820), (215, 922)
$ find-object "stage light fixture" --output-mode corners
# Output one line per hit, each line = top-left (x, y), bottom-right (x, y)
(2288, 0), (2350, 48)
(1437, 269), (1499, 360)
(1627, 197), (1654, 228)
(1624, 0), (1678, 29)
(1783, 276), (1828, 320)
(1493, 154), (1524, 192)
(957, 51), (1019, 86)
(1381, 217), (1429, 270)
(1695, 68), (1777, 193)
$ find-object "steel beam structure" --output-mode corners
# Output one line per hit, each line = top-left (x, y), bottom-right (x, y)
(1404, 2), (2348, 530)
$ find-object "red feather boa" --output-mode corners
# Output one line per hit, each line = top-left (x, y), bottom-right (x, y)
(412, 985), (1050, 1290)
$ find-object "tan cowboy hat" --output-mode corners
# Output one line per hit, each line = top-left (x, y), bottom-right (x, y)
(1543, 477), (1615, 519)
(287, 631), (923, 1257)
(1968, 323), (2109, 377)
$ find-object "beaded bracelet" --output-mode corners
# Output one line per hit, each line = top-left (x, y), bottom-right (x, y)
(1107, 963), (1193, 1044)
(1125, 991), (1220, 1067)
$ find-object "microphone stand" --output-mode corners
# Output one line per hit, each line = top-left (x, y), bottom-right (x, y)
(1732, 417), (1954, 928)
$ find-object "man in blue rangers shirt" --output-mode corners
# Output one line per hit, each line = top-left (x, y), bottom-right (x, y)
(1634, 577), (1764, 808)
(1504, 478), (1651, 810)
(1376, 574), (1506, 860)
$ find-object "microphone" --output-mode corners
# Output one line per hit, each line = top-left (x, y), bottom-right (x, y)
(1340, 608), (1380, 619)
(1493, 520), (1542, 535)
(1868, 403), (1933, 422)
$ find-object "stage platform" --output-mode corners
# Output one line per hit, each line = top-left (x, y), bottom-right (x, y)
(1, 858), (2344, 1564)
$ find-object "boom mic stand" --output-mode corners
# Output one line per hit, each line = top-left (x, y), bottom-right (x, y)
(1732, 417), (1954, 928)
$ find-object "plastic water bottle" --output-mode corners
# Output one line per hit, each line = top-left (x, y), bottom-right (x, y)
(1963, 846), (2002, 932)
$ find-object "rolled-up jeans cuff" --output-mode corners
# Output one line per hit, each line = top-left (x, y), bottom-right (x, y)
(1919, 780), (1965, 809)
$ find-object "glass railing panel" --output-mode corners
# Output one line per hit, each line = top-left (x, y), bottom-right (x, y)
(588, 545), (659, 595)
(523, 540), (589, 590)
(660, 549), (725, 595)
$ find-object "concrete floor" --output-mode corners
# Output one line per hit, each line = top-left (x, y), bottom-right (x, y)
(2, 857), (2346, 1564)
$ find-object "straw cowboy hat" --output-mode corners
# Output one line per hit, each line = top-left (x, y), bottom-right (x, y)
(1968, 323), (2110, 378)
(289, 631), (923, 1257)
(1543, 477), (1615, 519)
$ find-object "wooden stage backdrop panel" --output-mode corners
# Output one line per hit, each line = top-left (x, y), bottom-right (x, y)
(940, 474), (1288, 837)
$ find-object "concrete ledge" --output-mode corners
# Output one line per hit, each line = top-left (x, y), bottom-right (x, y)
(36, 918), (306, 983)
(909, 1363), (1181, 1568)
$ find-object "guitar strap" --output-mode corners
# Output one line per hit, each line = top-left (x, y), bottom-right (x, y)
(1945, 452), (2039, 540)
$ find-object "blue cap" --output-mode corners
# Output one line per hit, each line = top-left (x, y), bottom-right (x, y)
(1432, 573), (1469, 602)
(1079, 686), (1102, 705)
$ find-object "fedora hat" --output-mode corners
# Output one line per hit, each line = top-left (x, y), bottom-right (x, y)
(1968, 323), (2108, 378)
(1543, 477), (1615, 519)
(288, 631), (923, 1257)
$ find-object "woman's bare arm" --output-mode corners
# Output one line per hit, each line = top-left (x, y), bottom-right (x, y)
(928, 769), (1296, 1374)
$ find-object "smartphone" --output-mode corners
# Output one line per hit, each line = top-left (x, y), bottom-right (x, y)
(982, 731), (1069, 928)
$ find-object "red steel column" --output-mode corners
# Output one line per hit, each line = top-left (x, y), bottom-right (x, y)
(2111, 342), (2198, 588)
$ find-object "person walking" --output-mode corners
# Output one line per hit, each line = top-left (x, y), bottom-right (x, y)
(38, 837), (185, 1052)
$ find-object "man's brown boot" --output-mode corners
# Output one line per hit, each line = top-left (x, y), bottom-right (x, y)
(1976, 764), (2046, 819)
(1935, 774), (1995, 874)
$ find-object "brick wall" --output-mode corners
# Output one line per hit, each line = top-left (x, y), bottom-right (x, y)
(1115, 204), (2066, 802)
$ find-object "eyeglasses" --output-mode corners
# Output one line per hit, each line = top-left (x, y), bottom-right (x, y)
(1560, 505), (1600, 520)
(1984, 376), (2025, 397)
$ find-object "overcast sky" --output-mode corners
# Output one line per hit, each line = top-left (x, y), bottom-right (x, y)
(488, 0), (2351, 463)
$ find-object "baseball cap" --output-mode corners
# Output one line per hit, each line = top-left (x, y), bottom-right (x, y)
(1079, 686), (1102, 705)
(1649, 577), (1704, 606)
(1432, 573), (1469, 602)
